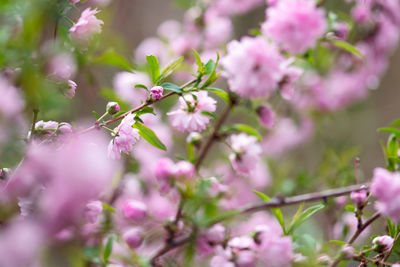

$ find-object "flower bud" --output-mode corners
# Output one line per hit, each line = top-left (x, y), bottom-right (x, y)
(123, 200), (147, 222)
(85, 200), (103, 223)
(205, 224), (226, 244)
(106, 102), (120, 115)
(123, 228), (143, 249)
(150, 86), (163, 101)
(256, 105), (275, 128)
(341, 245), (355, 259)
(58, 123), (73, 134)
(174, 161), (195, 180)
(350, 190), (368, 206)
(373, 235), (394, 253)
(64, 80), (77, 99)
(186, 132), (202, 147)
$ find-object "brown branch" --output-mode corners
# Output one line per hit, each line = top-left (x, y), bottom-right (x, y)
(150, 234), (192, 267)
(29, 109), (39, 141)
(195, 100), (233, 170)
(331, 211), (381, 267)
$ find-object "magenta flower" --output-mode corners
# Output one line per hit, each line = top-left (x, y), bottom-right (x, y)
(108, 114), (140, 159)
(123, 228), (143, 249)
(150, 86), (164, 100)
(262, 0), (327, 54)
(167, 91), (216, 132)
(350, 190), (368, 205)
(257, 105), (275, 128)
(222, 37), (284, 99)
(123, 200), (147, 223)
(69, 8), (104, 45)
(85, 200), (103, 223)
(229, 134), (262, 175)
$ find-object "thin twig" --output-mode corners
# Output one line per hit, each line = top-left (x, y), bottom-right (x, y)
(29, 109), (39, 141)
(195, 100), (233, 170)
(79, 79), (197, 135)
(330, 211), (381, 267)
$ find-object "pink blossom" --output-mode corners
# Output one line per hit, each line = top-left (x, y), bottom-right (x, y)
(123, 199), (147, 223)
(262, 0), (327, 54)
(69, 8), (103, 45)
(211, 0), (263, 16)
(205, 224), (226, 244)
(257, 105), (275, 128)
(167, 91), (216, 132)
(106, 101), (120, 115)
(157, 20), (182, 41)
(108, 114), (140, 159)
(85, 200), (103, 223)
(333, 212), (370, 241)
(204, 10), (233, 49)
(279, 59), (303, 100)
(154, 157), (175, 194)
(257, 235), (293, 267)
(350, 190), (368, 205)
(351, 1), (372, 24)
(113, 72), (150, 107)
(229, 134), (262, 175)
(371, 168), (400, 222)
(174, 161), (195, 180)
(0, 75), (24, 118)
(48, 52), (76, 80)
(236, 250), (256, 267)
(222, 37), (284, 99)
(135, 37), (169, 65)
(64, 80), (77, 99)
(373, 235), (394, 252)
(150, 86), (163, 100)
(123, 228), (143, 249)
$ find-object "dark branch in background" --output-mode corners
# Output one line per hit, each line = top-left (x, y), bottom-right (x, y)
(150, 183), (370, 265)
(79, 79), (198, 135)
(29, 109), (39, 142)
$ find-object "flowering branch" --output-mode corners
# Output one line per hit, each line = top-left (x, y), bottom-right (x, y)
(79, 79), (198, 135)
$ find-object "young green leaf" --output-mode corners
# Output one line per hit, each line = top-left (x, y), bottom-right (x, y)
(157, 56), (184, 84)
(222, 124), (262, 141)
(135, 84), (149, 92)
(133, 123), (167, 151)
(103, 235), (114, 263)
(331, 40), (364, 60)
(146, 55), (160, 84)
(102, 203), (116, 213)
(253, 190), (286, 233)
(204, 60), (216, 75)
(93, 49), (134, 71)
(161, 82), (183, 93)
(379, 127), (400, 139)
(202, 87), (230, 103)
(192, 49), (204, 74)
(135, 107), (155, 117)
(286, 204), (325, 235)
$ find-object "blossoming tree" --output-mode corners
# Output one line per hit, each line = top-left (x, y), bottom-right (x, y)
(1, 0), (400, 266)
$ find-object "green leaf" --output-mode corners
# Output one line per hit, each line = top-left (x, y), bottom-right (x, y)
(204, 60), (216, 75)
(102, 203), (116, 213)
(135, 107), (155, 117)
(201, 111), (216, 119)
(222, 124), (262, 141)
(379, 127), (400, 139)
(92, 111), (100, 120)
(287, 203), (325, 235)
(157, 56), (184, 83)
(330, 240), (347, 246)
(146, 55), (160, 84)
(331, 40), (364, 60)
(134, 84), (149, 91)
(192, 49), (204, 73)
(345, 204), (356, 213)
(201, 53), (220, 88)
(93, 49), (134, 71)
(161, 82), (183, 93)
(253, 190), (286, 234)
(133, 123), (167, 151)
(103, 235), (114, 263)
(390, 119), (400, 128)
(202, 87), (230, 103)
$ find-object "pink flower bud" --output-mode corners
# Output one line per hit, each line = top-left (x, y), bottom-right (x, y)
(65, 80), (77, 99)
(85, 200), (103, 223)
(123, 228), (143, 249)
(205, 224), (226, 244)
(350, 190), (368, 205)
(373, 235), (394, 253)
(341, 245), (355, 258)
(123, 200), (147, 222)
(257, 105), (275, 128)
(106, 102), (120, 115)
(174, 161), (195, 180)
(154, 158), (175, 194)
(150, 86), (163, 100)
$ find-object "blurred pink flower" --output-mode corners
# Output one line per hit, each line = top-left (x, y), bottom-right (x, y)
(371, 167), (400, 222)
(64, 80), (77, 99)
(257, 105), (275, 128)
(108, 114), (140, 159)
(123, 199), (147, 223)
(48, 52), (76, 81)
(211, 0), (263, 16)
(229, 134), (262, 175)
(222, 37), (284, 99)
(262, 0), (327, 54)
(113, 72), (150, 107)
(0, 75), (24, 118)
(135, 37), (169, 65)
(69, 8), (103, 45)
(85, 200), (103, 223)
(168, 91), (216, 132)
(123, 228), (143, 249)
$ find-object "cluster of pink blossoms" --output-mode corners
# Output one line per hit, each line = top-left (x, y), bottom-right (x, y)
(108, 114), (140, 159)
